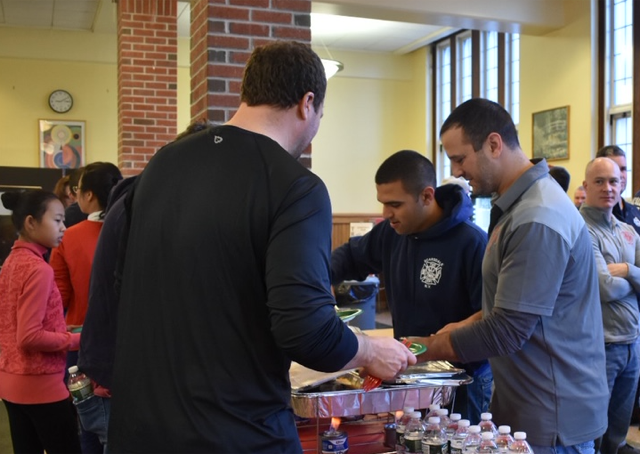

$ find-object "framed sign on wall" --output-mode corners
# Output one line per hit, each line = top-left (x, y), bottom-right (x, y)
(532, 106), (570, 161)
(39, 119), (85, 169)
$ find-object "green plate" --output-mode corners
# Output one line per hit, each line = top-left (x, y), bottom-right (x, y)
(408, 342), (427, 355)
(337, 308), (363, 323)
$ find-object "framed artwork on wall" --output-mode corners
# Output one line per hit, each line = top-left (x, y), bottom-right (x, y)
(39, 119), (85, 169)
(532, 106), (570, 161)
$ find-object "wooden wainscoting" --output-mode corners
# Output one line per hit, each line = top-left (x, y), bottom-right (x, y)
(331, 213), (382, 251)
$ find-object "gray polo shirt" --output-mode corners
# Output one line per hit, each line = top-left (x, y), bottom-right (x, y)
(451, 161), (608, 446)
(580, 204), (640, 344)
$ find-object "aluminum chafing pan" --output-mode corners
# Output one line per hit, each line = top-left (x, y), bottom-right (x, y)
(291, 378), (458, 418)
(382, 361), (467, 384)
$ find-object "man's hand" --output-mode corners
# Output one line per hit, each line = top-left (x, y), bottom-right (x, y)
(343, 335), (416, 381)
(608, 262), (629, 278)
(436, 311), (482, 335)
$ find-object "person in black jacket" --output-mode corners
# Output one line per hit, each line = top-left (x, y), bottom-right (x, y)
(107, 41), (415, 454)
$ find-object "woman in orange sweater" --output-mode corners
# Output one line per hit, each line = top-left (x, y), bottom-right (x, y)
(0, 190), (81, 453)
(51, 162), (122, 329)
(50, 162), (121, 454)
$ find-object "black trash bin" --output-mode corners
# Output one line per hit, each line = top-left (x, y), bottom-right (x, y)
(335, 276), (380, 330)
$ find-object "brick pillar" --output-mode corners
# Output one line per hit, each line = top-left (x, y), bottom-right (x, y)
(117, 0), (179, 177)
(190, 0), (312, 125)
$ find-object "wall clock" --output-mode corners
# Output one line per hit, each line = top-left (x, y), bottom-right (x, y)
(48, 90), (73, 113)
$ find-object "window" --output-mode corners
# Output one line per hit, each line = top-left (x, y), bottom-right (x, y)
(432, 30), (519, 232)
(432, 30), (520, 181)
(457, 32), (473, 104)
(602, 0), (633, 198)
(480, 31), (499, 103)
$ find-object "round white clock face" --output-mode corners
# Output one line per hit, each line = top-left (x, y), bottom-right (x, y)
(48, 90), (73, 113)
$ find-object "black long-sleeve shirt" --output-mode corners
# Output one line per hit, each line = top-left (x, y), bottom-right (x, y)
(108, 126), (358, 453)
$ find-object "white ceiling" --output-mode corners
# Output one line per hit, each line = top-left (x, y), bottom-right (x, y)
(0, 0), (451, 54)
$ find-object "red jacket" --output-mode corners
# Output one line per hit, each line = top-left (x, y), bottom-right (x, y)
(0, 241), (80, 403)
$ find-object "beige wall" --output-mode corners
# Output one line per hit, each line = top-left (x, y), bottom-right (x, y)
(312, 48), (428, 213)
(519, 1), (594, 198)
(0, 28), (191, 168)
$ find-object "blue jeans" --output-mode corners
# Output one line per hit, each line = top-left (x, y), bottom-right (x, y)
(601, 341), (640, 454)
(531, 441), (595, 454)
(75, 396), (111, 454)
(453, 362), (493, 424)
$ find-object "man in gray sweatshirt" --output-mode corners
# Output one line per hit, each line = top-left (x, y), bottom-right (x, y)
(581, 157), (640, 454)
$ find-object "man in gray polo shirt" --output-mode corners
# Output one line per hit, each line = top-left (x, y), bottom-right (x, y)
(581, 157), (640, 454)
(410, 98), (608, 453)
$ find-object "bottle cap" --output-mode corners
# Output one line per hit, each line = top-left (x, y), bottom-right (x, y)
(468, 425), (481, 433)
(458, 419), (470, 428)
(428, 404), (440, 411)
(514, 432), (527, 440)
(436, 408), (449, 416)
(410, 411), (422, 418)
(450, 413), (462, 421)
(482, 432), (494, 440)
(480, 412), (492, 420)
(428, 417), (441, 424)
(498, 425), (511, 434)
(403, 406), (415, 413)
(68, 365), (79, 374)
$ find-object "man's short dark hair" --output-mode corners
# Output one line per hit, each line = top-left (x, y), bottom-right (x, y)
(439, 98), (520, 151)
(549, 166), (571, 192)
(375, 150), (436, 198)
(241, 41), (326, 113)
(596, 145), (626, 158)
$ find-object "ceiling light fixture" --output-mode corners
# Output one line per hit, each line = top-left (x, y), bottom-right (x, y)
(321, 59), (344, 79)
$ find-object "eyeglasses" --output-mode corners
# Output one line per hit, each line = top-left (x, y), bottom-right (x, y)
(72, 186), (80, 193)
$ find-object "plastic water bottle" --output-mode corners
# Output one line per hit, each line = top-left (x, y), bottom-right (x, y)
(462, 425), (482, 454)
(396, 406), (415, 453)
(495, 426), (514, 453)
(67, 365), (93, 403)
(404, 411), (425, 454)
(436, 409), (451, 431)
(479, 413), (498, 436)
(446, 413), (462, 442)
(423, 404), (441, 423)
(421, 416), (448, 454)
(478, 432), (498, 453)
(450, 419), (470, 454)
(507, 432), (534, 454)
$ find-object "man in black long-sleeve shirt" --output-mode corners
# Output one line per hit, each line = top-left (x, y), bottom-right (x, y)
(108, 41), (415, 454)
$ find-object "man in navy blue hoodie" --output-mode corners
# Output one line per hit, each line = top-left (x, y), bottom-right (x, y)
(331, 150), (491, 423)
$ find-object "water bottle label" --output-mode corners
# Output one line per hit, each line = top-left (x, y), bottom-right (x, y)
(423, 442), (448, 454)
(69, 384), (93, 402)
(397, 427), (405, 447)
(405, 434), (423, 453)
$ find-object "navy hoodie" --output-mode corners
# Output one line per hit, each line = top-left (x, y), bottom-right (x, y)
(332, 183), (487, 342)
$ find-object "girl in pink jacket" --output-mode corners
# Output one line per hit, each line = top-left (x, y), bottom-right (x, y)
(0, 189), (81, 454)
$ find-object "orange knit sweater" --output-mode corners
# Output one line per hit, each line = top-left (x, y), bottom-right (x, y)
(50, 219), (103, 326)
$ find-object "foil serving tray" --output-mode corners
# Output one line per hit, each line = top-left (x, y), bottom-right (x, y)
(290, 361), (471, 418)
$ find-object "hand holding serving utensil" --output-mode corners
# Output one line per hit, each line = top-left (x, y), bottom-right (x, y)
(362, 338), (420, 391)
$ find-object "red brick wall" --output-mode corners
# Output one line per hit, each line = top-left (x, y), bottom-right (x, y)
(190, 0), (312, 124)
(117, 0), (179, 176)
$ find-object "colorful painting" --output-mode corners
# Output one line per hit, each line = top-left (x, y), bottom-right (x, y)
(39, 120), (85, 169)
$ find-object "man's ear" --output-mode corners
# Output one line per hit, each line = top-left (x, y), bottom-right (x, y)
(297, 92), (315, 120)
(486, 132), (504, 157)
(421, 186), (436, 205)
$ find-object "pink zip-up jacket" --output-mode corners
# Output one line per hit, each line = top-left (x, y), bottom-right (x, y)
(0, 240), (80, 404)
